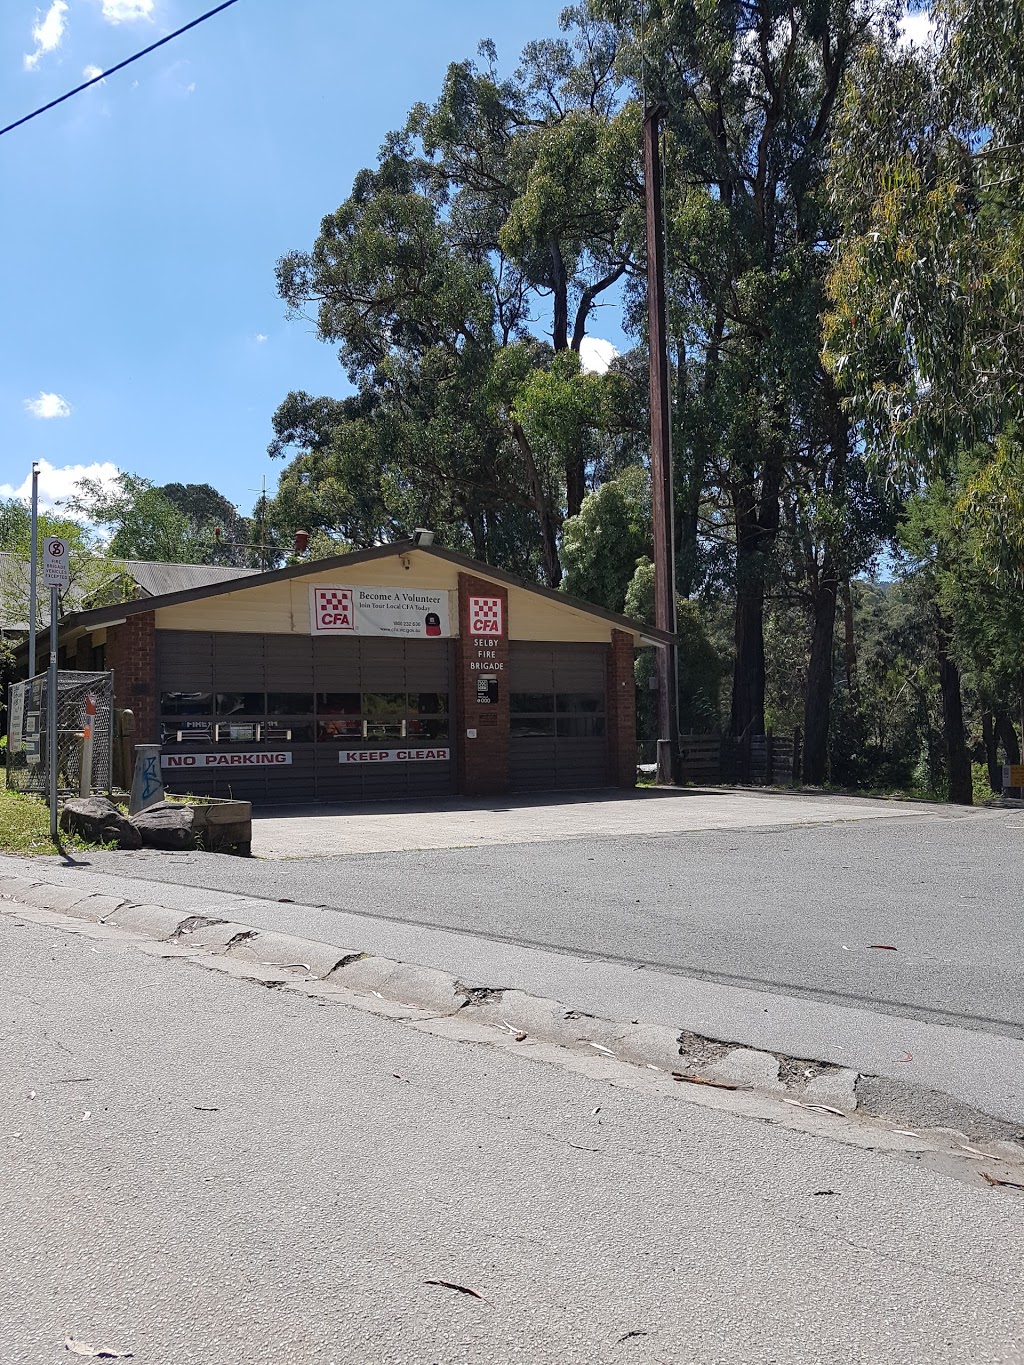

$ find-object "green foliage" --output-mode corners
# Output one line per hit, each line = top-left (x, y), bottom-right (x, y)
(0, 497), (130, 633)
(628, 558), (726, 755)
(825, 1), (1024, 468)
(562, 466), (650, 611)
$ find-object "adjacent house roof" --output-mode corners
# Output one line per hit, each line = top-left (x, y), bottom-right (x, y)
(19, 542), (672, 650)
(0, 553), (258, 633)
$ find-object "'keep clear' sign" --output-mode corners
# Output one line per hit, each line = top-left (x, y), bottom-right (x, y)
(338, 748), (450, 764)
(311, 586), (452, 638)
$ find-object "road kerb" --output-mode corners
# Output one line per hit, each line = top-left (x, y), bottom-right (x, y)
(6, 872), (1024, 1185)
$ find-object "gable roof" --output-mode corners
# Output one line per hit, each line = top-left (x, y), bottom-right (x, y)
(0, 553), (258, 632)
(29, 542), (672, 647)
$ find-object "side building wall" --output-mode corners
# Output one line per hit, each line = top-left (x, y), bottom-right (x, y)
(106, 611), (158, 744)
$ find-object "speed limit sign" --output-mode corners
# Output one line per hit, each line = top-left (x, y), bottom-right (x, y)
(42, 536), (70, 588)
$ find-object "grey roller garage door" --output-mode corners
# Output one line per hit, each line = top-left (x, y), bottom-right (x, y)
(156, 631), (454, 804)
(508, 642), (609, 791)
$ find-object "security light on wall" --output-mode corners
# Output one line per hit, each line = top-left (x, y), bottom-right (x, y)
(413, 528), (435, 547)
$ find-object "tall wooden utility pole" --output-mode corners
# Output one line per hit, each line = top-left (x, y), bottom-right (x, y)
(643, 104), (680, 781)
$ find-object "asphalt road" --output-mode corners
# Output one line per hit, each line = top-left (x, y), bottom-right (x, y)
(66, 807), (1024, 1037)
(3, 915), (1023, 1365)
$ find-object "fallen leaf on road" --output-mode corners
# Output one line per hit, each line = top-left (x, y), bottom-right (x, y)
(64, 1337), (133, 1358)
(424, 1279), (488, 1302)
(81, 1112), (91, 1122)
(672, 1073), (739, 1091)
(981, 1172), (1024, 1190)
(782, 1098), (847, 1117)
(896, 1051), (913, 1062)
(812, 1189), (839, 1197)
(867, 944), (897, 951)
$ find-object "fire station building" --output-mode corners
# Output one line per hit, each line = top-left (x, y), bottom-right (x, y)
(52, 544), (668, 804)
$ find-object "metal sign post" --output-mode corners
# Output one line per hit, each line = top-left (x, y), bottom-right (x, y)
(28, 462), (39, 676)
(42, 536), (70, 844)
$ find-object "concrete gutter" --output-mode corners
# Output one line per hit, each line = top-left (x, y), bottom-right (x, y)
(3, 868), (1024, 1190)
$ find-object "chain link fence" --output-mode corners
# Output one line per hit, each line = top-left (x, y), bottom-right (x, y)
(6, 670), (114, 797)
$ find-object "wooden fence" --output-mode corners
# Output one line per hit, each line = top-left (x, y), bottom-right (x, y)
(677, 729), (801, 787)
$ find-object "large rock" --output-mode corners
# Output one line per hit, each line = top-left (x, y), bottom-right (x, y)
(129, 801), (195, 851)
(60, 797), (142, 850)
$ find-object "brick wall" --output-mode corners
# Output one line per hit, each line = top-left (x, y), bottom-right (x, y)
(106, 612), (157, 743)
(454, 574), (510, 796)
(606, 628), (637, 789)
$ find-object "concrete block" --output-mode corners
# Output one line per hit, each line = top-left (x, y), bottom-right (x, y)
(0, 876), (43, 903)
(12, 883), (91, 914)
(102, 903), (193, 938)
(802, 1068), (859, 1112)
(225, 930), (356, 980)
(331, 955), (466, 1013)
(707, 1047), (783, 1090)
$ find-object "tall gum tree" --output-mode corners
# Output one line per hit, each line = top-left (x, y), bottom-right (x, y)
(592, 0), (888, 743)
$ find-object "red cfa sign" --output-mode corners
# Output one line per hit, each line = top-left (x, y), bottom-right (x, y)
(312, 587), (354, 632)
(468, 594), (503, 636)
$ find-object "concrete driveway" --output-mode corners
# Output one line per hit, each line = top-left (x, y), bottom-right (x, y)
(249, 785), (961, 857)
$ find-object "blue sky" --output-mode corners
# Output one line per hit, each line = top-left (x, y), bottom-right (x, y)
(0, 0), (603, 515)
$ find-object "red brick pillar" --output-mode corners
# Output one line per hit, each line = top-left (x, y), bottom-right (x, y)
(455, 574), (509, 796)
(106, 612), (157, 743)
(607, 628), (637, 789)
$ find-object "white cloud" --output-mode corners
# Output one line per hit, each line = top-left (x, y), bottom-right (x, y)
(579, 336), (619, 375)
(185, 81), (196, 94)
(898, 7), (934, 49)
(24, 392), (72, 420)
(23, 0), (69, 71)
(83, 64), (105, 81)
(0, 460), (121, 512)
(100, 0), (155, 21)
(255, 333), (268, 343)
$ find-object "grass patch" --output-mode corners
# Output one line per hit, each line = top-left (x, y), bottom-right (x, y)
(0, 774), (102, 854)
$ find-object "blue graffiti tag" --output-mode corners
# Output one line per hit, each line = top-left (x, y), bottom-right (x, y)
(141, 755), (162, 801)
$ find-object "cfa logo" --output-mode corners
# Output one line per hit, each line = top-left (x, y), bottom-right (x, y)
(315, 588), (354, 631)
(469, 595), (503, 636)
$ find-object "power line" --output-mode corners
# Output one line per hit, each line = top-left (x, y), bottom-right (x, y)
(0, 0), (241, 139)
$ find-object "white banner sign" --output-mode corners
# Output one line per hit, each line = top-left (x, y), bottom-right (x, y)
(8, 682), (26, 753)
(339, 747), (450, 765)
(161, 752), (293, 769)
(310, 585), (451, 638)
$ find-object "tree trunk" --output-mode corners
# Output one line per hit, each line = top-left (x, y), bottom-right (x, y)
(675, 346), (702, 598)
(938, 645), (972, 805)
(730, 458), (779, 739)
(731, 504), (767, 738)
(802, 561), (838, 786)
(565, 455), (586, 520)
(511, 420), (561, 587)
(995, 709), (1021, 765)
(982, 712), (1001, 793)
(549, 237), (568, 352)
(841, 580), (859, 705)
